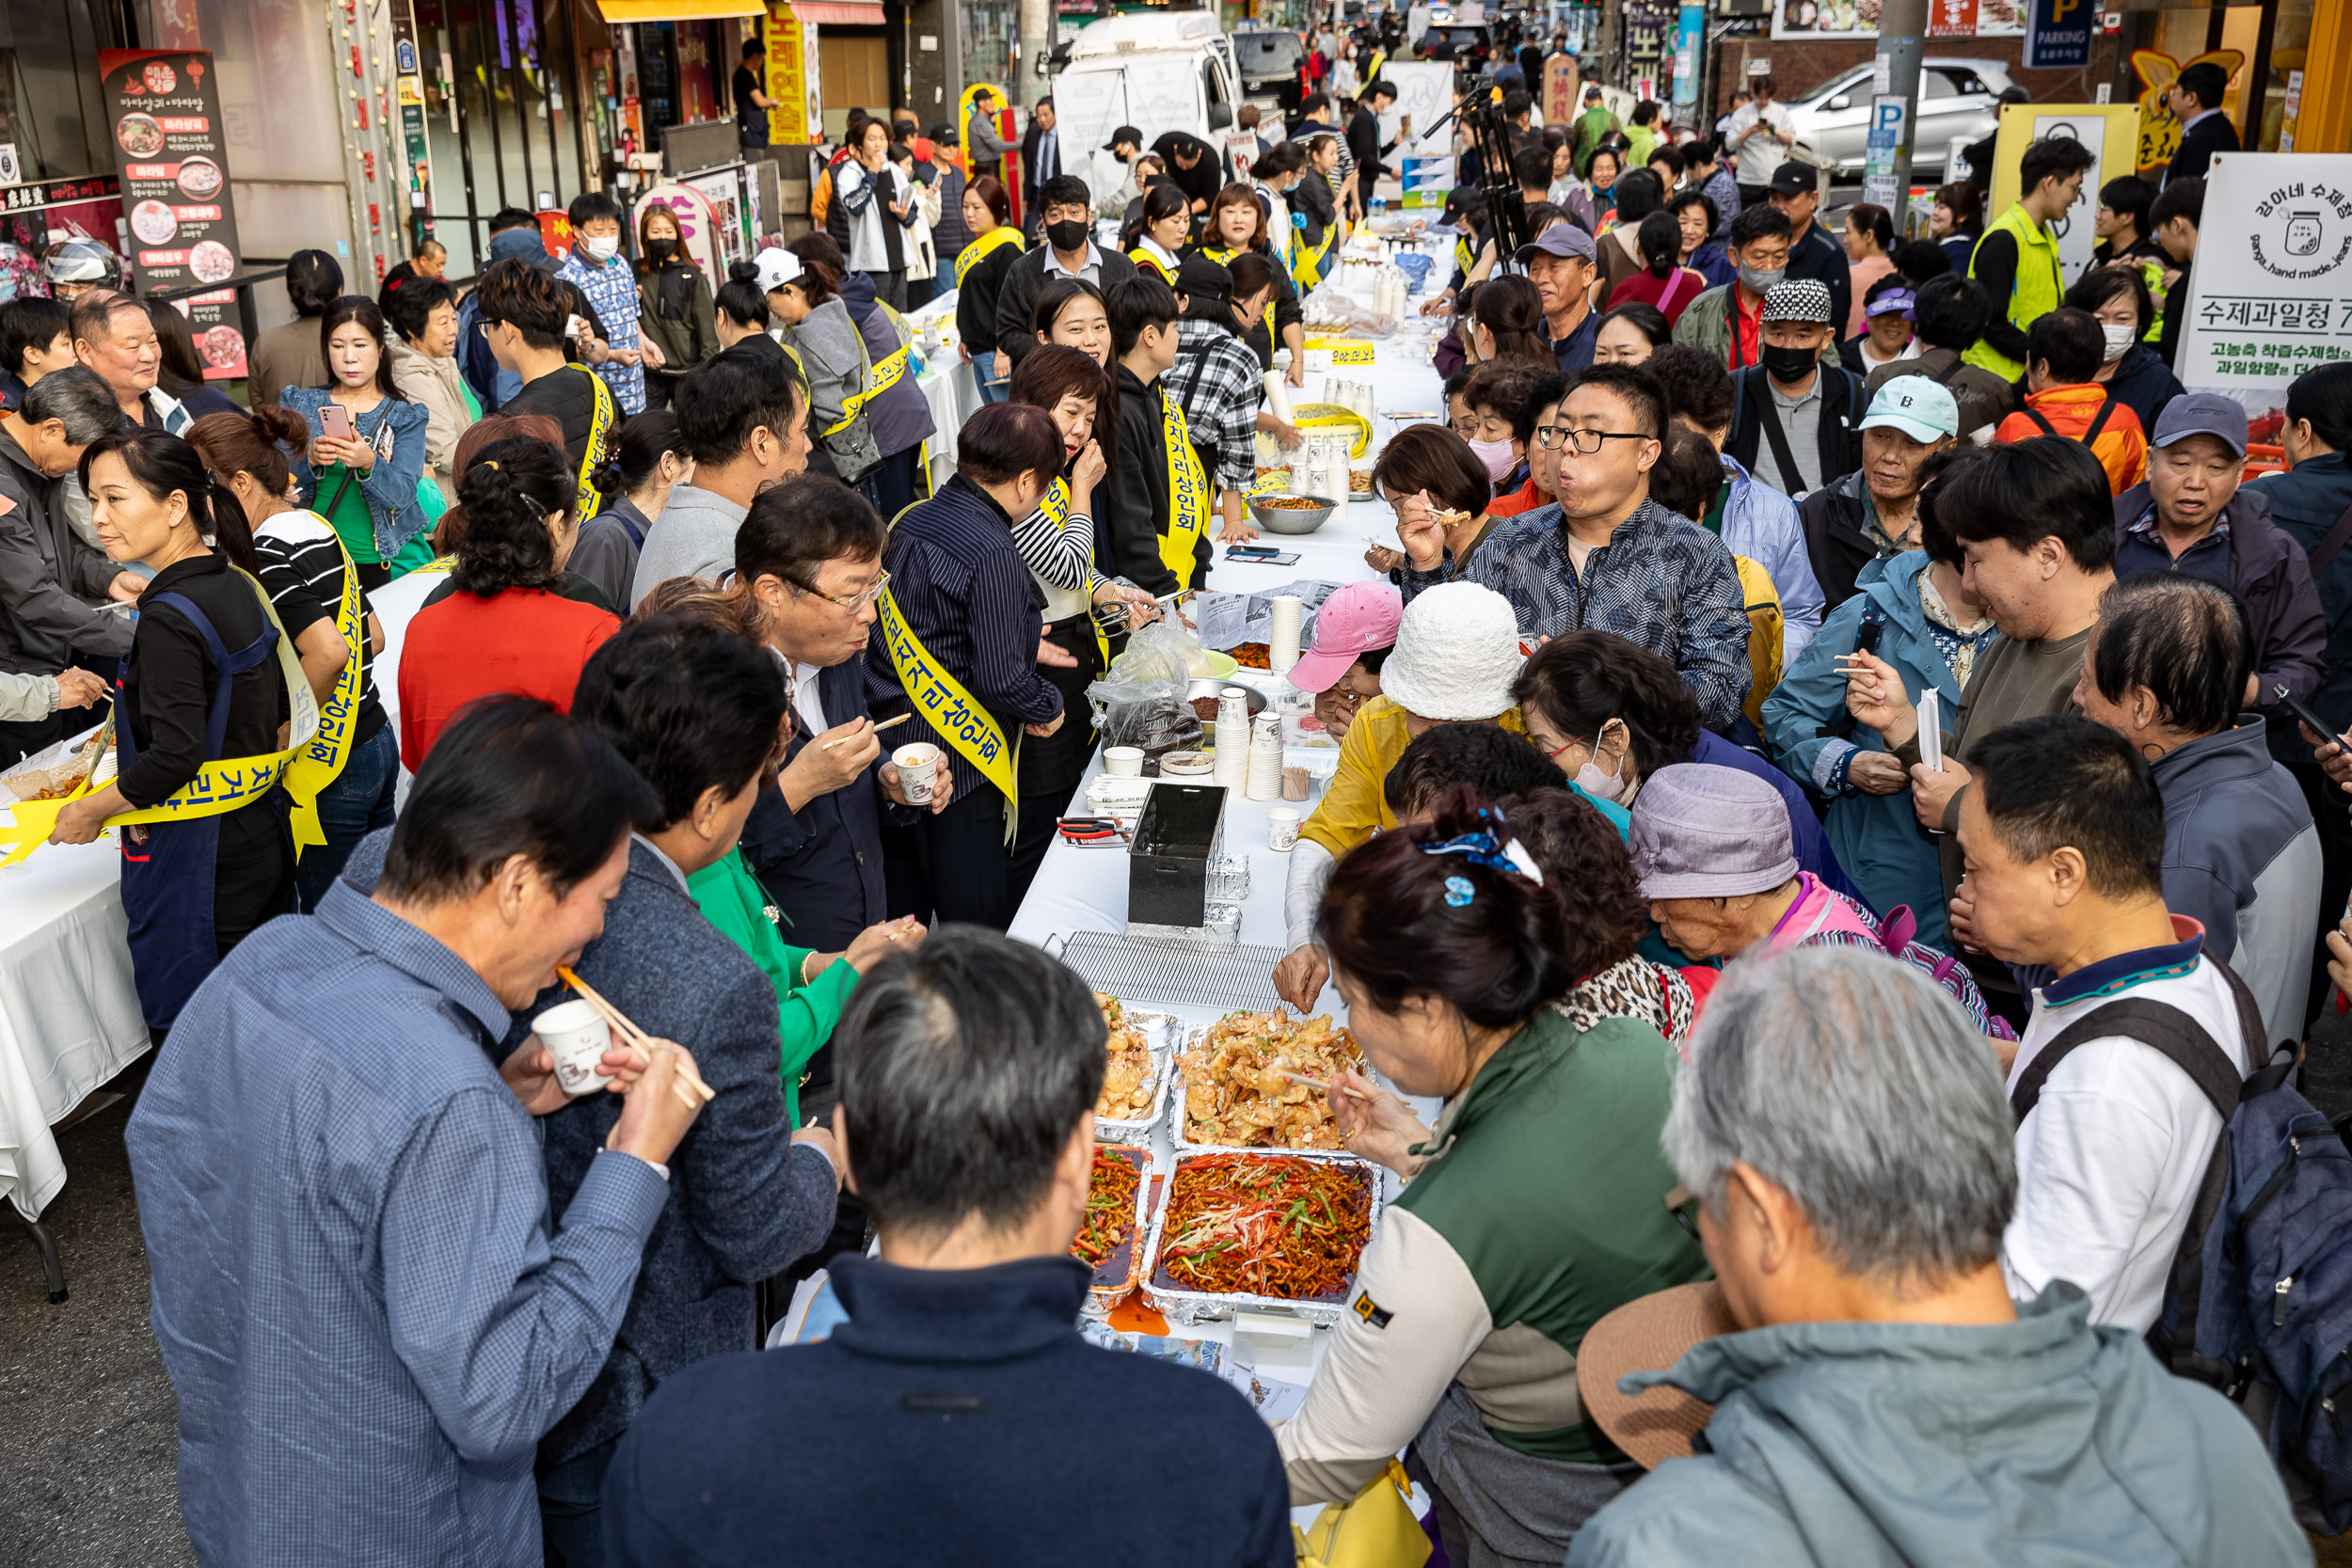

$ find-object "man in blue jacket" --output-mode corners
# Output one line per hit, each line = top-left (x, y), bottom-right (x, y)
(602, 928), (1295, 1567)
(346, 621), (846, 1561)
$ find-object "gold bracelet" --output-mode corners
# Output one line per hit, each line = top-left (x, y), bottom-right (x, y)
(801, 951), (821, 987)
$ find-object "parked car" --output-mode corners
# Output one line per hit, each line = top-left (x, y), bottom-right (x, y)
(1232, 25), (1310, 130)
(1786, 57), (2013, 181)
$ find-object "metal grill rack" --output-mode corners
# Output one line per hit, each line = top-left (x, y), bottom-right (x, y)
(1049, 930), (1288, 1013)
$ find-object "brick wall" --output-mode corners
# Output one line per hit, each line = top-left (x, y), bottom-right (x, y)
(1709, 34), (2126, 122)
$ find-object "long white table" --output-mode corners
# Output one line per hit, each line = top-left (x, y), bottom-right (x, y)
(0, 836), (150, 1221)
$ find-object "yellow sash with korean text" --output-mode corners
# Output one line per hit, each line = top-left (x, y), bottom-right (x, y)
(1160, 385), (1210, 588)
(0, 568), (320, 866)
(955, 225), (1025, 288)
(875, 584), (1019, 816)
(571, 361), (615, 520)
(277, 524), (369, 855)
(1038, 476), (1113, 667)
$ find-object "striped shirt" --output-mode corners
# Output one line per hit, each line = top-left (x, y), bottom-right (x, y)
(252, 507), (387, 742)
(1170, 318), (1263, 492)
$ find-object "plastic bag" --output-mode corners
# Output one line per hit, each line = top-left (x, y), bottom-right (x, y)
(1085, 618), (1207, 753)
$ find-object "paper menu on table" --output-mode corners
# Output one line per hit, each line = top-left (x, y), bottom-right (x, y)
(1918, 689), (1943, 772)
(1190, 582), (1347, 652)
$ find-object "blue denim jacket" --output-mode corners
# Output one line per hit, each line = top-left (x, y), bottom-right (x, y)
(281, 387), (431, 560)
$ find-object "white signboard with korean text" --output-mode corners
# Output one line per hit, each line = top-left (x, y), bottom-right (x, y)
(2177, 152), (2352, 424)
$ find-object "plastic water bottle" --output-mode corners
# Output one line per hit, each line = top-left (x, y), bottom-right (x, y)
(1372, 197), (1387, 220)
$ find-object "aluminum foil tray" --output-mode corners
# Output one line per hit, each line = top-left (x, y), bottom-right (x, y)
(1137, 1151), (1384, 1328)
(1093, 1008), (1175, 1147)
(1079, 1145), (1154, 1317)
(1169, 1018), (1365, 1160)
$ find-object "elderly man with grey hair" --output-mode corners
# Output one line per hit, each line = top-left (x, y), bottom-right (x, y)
(0, 363), (138, 764)
(1565, 946), (2304, 1567)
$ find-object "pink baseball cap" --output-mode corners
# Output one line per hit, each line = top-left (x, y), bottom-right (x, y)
(1286, 582), (1405, 694)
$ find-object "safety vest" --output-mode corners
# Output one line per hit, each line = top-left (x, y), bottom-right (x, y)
(1129, 241), (1179, 284)
(954, 225), (1024, 289)
(1963, 204), (2062, 383)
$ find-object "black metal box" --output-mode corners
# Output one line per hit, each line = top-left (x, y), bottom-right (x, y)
(1128, 783), (1229, 928)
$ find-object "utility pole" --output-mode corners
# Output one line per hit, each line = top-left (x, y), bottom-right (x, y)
(1862, 0), (1927, 221)
(1017, 0), (1053, 104)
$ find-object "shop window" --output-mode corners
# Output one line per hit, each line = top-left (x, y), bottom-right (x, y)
(0, 1), (117, 182)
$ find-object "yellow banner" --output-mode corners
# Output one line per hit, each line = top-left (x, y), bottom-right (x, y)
(875, 584), (1019, 810)
(0, 569), (318, 866)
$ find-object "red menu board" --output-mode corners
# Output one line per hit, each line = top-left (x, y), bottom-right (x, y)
(97, 49), (248, 380)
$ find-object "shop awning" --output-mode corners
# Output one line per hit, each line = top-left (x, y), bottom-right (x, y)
(596, 0), (765, 22)
(791, 1), (889, 22)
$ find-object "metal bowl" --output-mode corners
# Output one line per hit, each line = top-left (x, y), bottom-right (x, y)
(1185, 677), (1267, 715)
(1247, 491), (1340, 535)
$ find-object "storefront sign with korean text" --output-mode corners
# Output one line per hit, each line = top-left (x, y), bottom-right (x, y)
(97, 49), (247, 379)
(2177, 153), (2352, 422)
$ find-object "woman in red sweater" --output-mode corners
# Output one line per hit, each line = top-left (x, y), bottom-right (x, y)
(1605, 210), (1709, 328)
(397, 436), (618, 768)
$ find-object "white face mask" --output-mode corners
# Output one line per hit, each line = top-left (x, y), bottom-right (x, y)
(1572, 720), (1629, 801)
(2100, 322), (2135, 364)
(584, 234), (620, 262)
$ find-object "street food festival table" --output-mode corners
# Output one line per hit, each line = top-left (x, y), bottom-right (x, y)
(998, 257), (1454, 1499)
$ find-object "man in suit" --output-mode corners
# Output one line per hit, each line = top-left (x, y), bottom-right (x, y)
(345, 616), (848, 1561)
(2166, 61), (2240, 187)
(1022, 96), (1061, 242)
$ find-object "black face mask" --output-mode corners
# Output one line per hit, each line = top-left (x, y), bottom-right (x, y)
(646, 235), (676, 261)
(1762, 342), (1819, 383)
(1045, 218), (1090, 253)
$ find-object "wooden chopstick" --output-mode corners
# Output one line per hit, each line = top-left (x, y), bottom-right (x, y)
(819, 713), (914, 751)
(557, 965), (716, 1105)
(1278, 1069), (1330, 1092)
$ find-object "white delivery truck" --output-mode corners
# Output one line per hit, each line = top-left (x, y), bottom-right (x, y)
(1049, 12), (1245, 214)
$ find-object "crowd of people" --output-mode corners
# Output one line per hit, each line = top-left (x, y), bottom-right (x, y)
(1, 30), (2349, 1568)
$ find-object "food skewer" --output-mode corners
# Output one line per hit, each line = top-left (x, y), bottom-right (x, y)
(555, 965), (715, 1107)
(819, 712), (914, 750)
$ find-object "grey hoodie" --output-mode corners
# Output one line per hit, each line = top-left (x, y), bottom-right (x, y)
(1567, 1283), (2305, 1567)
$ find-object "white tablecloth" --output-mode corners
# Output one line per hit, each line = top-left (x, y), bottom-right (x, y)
(0, 838), (150, 1219)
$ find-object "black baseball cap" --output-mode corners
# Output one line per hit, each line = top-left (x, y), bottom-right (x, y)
(1104, 125), (1144, 151)
(1769, 161), (1819, 197)
(1175, 252), (1232, 301)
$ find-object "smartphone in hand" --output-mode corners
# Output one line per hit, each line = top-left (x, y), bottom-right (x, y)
(318, 403), (355, 442)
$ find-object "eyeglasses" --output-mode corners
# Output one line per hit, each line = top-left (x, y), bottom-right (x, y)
(1533, 423), (1568, 450)
(1549, 428), (1654, 455)
(787, 568), (889, 612)
(1663, 1183), (1700, 1239)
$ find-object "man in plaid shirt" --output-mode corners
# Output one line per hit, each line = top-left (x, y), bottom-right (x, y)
(1169, 253), (1267, 544)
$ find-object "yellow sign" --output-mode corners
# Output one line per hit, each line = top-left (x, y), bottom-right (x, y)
(766, 3), (811, 143)
(1984, 103), (2142, 290)
(2130, 49), (2245, 178)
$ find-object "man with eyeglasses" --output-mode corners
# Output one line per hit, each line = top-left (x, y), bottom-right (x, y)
(1397, 363), (1753, 732)
(629, 341), (813, 608)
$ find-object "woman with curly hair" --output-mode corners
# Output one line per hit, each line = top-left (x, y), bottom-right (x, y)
(394, 435), (618, 768)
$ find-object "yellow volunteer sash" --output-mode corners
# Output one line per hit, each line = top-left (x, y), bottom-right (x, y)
(1129, 245), (1176, 284)
(1290, 218), (1337, 290)
(275, 520), (368, 855)
(570, 361), (615, 520)
(821, 312), (911, 437)
(1159, 385), (1210, 587)
(955, 225), (1025, 288)
(0, 568), (320, 866)
(875, 584), (1020, 819)
(1454, 234), (1475, 277)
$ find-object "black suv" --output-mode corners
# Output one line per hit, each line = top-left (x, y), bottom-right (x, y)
(1232, 28), (1310, 130)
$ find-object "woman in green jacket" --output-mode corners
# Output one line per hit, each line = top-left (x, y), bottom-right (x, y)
(687, 847), (921, 1124)
(637, 204), (719, 411)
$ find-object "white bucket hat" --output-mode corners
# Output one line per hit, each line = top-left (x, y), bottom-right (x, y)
(1375, 582), (1524, 722)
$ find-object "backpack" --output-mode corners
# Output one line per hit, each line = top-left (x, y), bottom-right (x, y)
(2009, 958), (2352, 1534)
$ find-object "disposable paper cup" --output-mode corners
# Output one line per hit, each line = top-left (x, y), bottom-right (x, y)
(533, 998), (612, 1096)
(1104, 746), (1145, 777)
(893, 742), (941, 804)
(1267, 808), (1301, 853)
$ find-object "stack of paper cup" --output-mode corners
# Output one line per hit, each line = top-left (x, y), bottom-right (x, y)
(1268, 595), (1304, 676)
(1246, 712), (1284, 801)
(1214, 688), (1251, 790)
